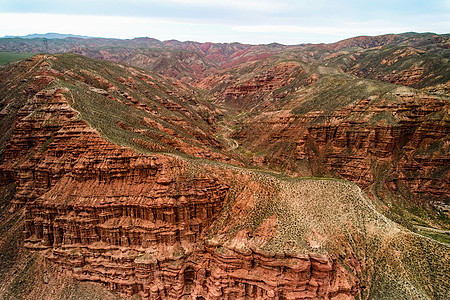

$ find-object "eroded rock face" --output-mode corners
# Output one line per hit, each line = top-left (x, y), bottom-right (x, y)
(195, 61), (318, 110)
(25, 163), (229, 298)
(1, 53), (448, 300)
(2, 86), (226, 297)
(185, 243), (360, 300)
(220, 63), (301, 107)
(234, 86), (450, 204)
(1, 80), (362, 299)
(3, 98), (359, 299)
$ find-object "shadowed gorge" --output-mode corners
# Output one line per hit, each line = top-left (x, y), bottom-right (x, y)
(0, 32), (449, 299)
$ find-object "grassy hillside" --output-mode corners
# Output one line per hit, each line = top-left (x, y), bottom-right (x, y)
(0, 51), (35, 65)
(208, 175), (450, 299)
(322, 45), (450, 91)
(1, 53), (244, 164)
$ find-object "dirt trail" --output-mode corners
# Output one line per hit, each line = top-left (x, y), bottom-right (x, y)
(218, 123), (239, 151)
(416, 226), (450, 234)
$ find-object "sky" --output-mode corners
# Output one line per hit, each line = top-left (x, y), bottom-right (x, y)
(0, 0), (449, 44)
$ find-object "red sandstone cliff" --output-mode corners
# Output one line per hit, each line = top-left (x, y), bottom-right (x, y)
(0, 52), (449, 300)
(232, 80), (449, 206)
(0, 59), (362, 298)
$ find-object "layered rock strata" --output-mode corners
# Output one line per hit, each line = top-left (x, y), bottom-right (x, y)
(185, 243), (360, 300)
(196, 61), (317, 110)
(1, 81), (361, 299)
(5, 101), (360, 299)
(234, 86), (450, 203)
(1, 53), (449, 300)
(0, 84), (224, 297)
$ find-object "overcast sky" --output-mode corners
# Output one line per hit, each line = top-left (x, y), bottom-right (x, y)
(1, 0), (449, 44)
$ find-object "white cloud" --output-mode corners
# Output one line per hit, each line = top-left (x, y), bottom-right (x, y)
(233, 25), (354, 34)
(233, 17), (450, 40)
(151, 0), (286, 12)
(0, 11), (448, 45)
(0, 13), (191, 39)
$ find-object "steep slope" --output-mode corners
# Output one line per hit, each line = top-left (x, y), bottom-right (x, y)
(196, 53), (449, 229)
(229, 70), (449, 227)
(203, 176), (449, 299)
(0, 54), (243, 167)
(0, 54), (235, 298)
(322, 43), (450, 94)
(0, 48), (449, 299)
(194, 56), (323, 111)
(72, 47), (218, 82)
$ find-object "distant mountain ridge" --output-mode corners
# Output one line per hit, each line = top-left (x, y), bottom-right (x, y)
(1, 32), (449, 84)
(1, 33), (93, 39)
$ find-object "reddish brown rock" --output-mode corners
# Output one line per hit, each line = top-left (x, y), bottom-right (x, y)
(0, 84), (363, 298)
(233, 86), (450, 203)
(196, 60), (317, 110)
(1, 50), (449, 300)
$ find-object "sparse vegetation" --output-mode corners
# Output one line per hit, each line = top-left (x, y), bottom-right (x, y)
(0, 32), (449, 299)
(0, 51), (35, 65)
(206, 175), (450, 299)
